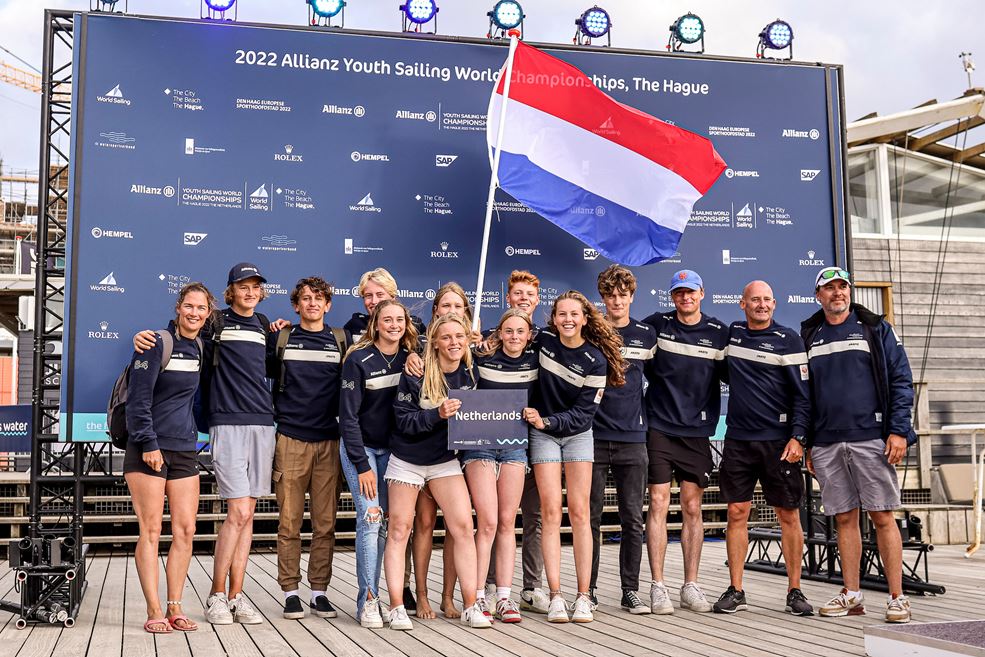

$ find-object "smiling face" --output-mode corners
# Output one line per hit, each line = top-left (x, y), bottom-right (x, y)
(553, 298), (588, 342)
(508, 282), (539, 315)
(817, 280), (851, 317)
(671, 286), (703, 321)
(434, 291), (466, 319)
(433, 320), (467, 366)
(293, 285), (330, 323)
(361, 280), (393, 314)
(230, 277), (263, 315)
(177, 290), (209, 337)
(739, 280), (775, 330)
(374, 303), (406, 348)
(499, 315), (531, 358)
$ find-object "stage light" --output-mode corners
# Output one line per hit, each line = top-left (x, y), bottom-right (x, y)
(667, 12), (704, 53)
(201, 0), (237, 21)
(310, 0), (344, 17)
(92, 0), (124, 11)
(574, 5), (611, 46)
(309, 0), (345, 27)
(488, 1), (524, 39)
(403, 0), (438, 24)
(757, 19), (793, 60)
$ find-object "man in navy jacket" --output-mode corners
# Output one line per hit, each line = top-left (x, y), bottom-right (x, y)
(802, 267), (916, 624)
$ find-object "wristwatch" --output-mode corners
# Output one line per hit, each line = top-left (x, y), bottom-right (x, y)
(792, 434), (807, 447)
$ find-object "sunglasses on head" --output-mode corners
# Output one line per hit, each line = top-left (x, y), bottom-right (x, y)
(819, 269), (851, 281)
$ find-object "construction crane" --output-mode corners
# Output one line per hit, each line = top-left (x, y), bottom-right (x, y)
(0, 60), (41, 93)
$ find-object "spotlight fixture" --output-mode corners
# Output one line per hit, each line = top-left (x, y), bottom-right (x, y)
(91, 0), (125, 12)
(757, 19), (793, 60)
(574, 5), (611, 47)
(400, 0), (439, 33)
(309, 0), (345, 28)
(667, 12), (704, 54)
(488, 1), (524, 39)
(202, 0), (237, 21)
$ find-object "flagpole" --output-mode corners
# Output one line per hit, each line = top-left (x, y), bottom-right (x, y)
(473, 32), (520, 332)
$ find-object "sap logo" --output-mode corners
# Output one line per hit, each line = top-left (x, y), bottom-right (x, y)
(274, 144), (303, 163)
(725, 168), (759, 178)
(583, 249), (600, 261)
(183, 232), (207, 246)
(430, 242), (459, 259)
(800, 169), (821, 181)
(435, 154), (458, 167)
(799, 249), (826, 266)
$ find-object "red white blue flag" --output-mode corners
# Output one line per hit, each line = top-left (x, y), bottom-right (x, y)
(487, 41), (727, 266)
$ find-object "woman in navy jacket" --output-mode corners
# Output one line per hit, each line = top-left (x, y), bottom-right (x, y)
(124, 282), (215, 633)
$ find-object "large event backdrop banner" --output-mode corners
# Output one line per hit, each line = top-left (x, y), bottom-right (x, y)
(61, 13), (848, 441)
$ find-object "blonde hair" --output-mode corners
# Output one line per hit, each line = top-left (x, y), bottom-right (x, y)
(421, 313), (474, 404)
(346, 299), (419, 359)
(548, 290), (627, 387)
(431, 281), (474, 325)
(223, 280), (268, 305)
(358, 268), (399, 300)
(477, 308), (533, 357)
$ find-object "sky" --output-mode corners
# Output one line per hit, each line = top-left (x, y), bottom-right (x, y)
(0, 0), (983, 173)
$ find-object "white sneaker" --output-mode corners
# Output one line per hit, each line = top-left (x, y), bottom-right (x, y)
(547, 595), (569, 623)
(571, 594), (595, 623)
(520, 588), (551, 614)
(462, 602), (493, 629)
(360, 598), (384, 629)
(484, 583), (497, 602)
(680, 583), (713, 613)
(886, 595), (911, 624)
(649, 582), (674, 615)
(229, 593), (263, 624)
(388, 605), (413, 631)
(206, 592), (233, 625)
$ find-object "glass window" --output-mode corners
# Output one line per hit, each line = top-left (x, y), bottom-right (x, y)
(848, 149), (881, 234)
(889, 149), (985, 238)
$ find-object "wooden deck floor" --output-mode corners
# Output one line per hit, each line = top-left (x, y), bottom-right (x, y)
(0, 541), (980, 657)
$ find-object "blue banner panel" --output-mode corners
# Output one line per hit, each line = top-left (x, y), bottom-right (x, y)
(62, 14), (846, 441)
(0, 405), (32, 452)
(448, 389), (528, 450)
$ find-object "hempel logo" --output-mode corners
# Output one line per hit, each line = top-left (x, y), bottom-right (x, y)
(91, 227), (134, 240)
(350, 151), (390, 163)
(725, 168), (760, 178)
(505, 245), (541, 257)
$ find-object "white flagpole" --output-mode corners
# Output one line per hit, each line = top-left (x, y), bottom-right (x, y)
(473, 33), (520, 332)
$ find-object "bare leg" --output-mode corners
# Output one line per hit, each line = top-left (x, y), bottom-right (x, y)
(226, 497), (257, 599)
(495, 464), (525, 589)
(384, 482), (421, 609)
(441, 534), (460, 619)
(211, 496), (254, 596)
(869, 510), (903, 596)
(776, 507), (804, 590)
(835, 509), (862, 591)
(646, 483), (671, 583)
(413, 488), (438, 619)
(679, 481), (705, 583)
(563, 462), (594, 593)
(534, 463), (564, 594)
(465, 462), (498, 596)
(164, 475), (200, 630)
(428, 475), (479, 609)
(725, 502), (751, 590)
(126, 472), (167, 629)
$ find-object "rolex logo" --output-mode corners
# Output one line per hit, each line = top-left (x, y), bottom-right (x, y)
(285, 144), (294, 154)
(441, 241), (449, 251)
(808, 249), (816, 259)
(99, 321), (109, 331)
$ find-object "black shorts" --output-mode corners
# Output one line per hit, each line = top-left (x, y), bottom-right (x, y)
(718, 438), (804, 509)
(123, 442), (199, 481)
(646, 430), (713, 488)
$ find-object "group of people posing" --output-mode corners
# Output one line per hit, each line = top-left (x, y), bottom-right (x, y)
(121, 261), (917, 635)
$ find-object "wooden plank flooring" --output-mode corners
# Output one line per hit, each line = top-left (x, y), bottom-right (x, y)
(0, 541), (980, 657)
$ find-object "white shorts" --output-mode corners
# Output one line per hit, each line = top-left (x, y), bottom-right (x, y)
(384, 455), (462, 489)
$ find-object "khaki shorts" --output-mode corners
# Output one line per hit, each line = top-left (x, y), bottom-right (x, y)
(811, 438), (900, 516)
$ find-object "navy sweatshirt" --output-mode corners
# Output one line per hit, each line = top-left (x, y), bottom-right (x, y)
(343, 312), (426, 343)
(201, 309), (275, 427)
(805, 312), (883, 445)
(339, 345), (409, 474)
(392, 362), (477, 466)
(531, 330), (607, 437)
(273, 325), (346, 442)
(725, 321), (810, 441)
(642, 311), (729, 438)
(126, 325), (202, 453)
(594, 320), (655, 443)
(475, 347), (539, 396)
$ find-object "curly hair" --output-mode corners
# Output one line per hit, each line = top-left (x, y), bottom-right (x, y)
(421, 313), (475, 404)
(431, 281), (474, 324)
(347, 299), (419, 359)
(476, 308), (533, 357)
(597, 264), (637, 297)
(507, 270), (540, 292)
(290, 276), (333, 307)
(547, 290), (626, 387)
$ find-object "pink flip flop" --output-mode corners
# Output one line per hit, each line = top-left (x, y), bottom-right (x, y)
(144, 618), (172, 634)
(167, 614), (198, 632)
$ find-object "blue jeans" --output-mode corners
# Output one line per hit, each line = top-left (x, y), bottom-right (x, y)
(340, 443), (390, 616)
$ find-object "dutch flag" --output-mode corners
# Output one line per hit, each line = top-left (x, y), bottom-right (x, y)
(486, 41), (727, 267)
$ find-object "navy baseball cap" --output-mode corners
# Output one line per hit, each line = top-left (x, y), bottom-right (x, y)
(227, 262), (267, 286)
(669, 269), (703, 292)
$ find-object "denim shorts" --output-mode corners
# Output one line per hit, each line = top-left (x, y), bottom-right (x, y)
(384, 455), (462, 489)
(460, 447), (528, 468)
(528, 427), (594, 465)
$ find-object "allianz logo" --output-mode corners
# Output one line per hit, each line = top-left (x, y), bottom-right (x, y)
(396, 109), (437, 122)
(782, 128), (821, 140)
(322, 104), (365, 117)
(131, 183), (175, 197)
